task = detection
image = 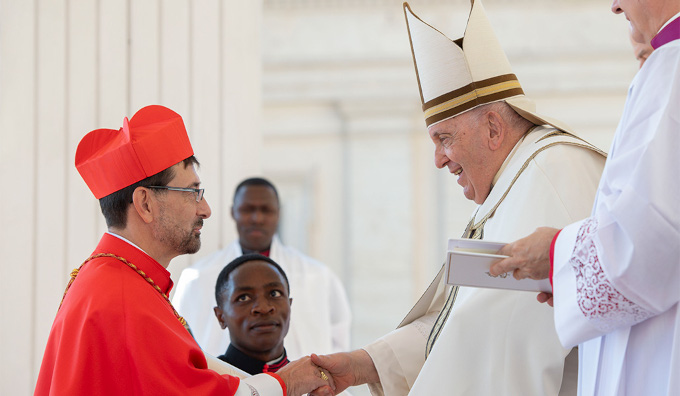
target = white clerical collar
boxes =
[659,12,680,33]
[107,231,150,256]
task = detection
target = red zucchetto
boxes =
[75,105,194,199]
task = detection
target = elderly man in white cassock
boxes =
[490,0,680,395]
[310,1,605,395]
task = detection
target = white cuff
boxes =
[236,373,284,396]
[553,220,602,348]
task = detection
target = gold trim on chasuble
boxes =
[424,137,605,357]
[467,140,606,234]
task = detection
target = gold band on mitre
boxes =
[423,74,524,126]
[404,1,573,133]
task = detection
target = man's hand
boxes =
[537,292,554,307]
[310,350,379,395]
[489,227,559,280]
[277,356,335,396]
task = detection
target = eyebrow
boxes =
[430,130,444,139]
[431,128,452,138]
[232,282,285,292]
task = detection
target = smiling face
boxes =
[232,185,279,252]
[214,260,291,362]
[428,109,500,204]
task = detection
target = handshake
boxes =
[276,350,378,396]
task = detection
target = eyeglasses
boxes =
[148,186,205,202]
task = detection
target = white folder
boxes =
[445,238,552,293]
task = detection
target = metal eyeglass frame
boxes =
[147,186,205,202]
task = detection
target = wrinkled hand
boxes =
[489,227,559,280]
[308,353,354,395]
[310,350,379,395]
[277,355,335,396]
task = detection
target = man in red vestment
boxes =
[34,105,334,396]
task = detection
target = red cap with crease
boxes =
[75,105,194,199]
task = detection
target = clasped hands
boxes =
[279,350,376,396]
[276,355,335,396]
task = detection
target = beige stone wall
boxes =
[0,0,637,394]
[0,1,262,393]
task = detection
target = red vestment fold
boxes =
[35,233,241,395]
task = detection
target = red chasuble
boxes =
[35,233,241,395]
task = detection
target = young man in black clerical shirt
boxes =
[213,253,292,375]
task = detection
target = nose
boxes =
[611,0,622,14]
[198,196,212,219]
[252,297,274,315]
[251,210,264,224]
[434,145,448,169]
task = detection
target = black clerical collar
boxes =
[217,344,289,375]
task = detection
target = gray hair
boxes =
[472,101,535,133]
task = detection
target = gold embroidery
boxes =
[424,131,605,358]
[425,285,459,358]
[424,80,523,119]
[470,141,605,231]
[536,131,607,156]
[425,219,480,358]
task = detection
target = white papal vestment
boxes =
[551,32,680,396]
[364,126,606,396]
[172,236,352,360]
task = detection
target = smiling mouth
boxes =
[453,168,463,176]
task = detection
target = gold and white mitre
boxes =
[403,0,573,133]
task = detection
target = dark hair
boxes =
[233,177,279,205]
[214,253,290,306]
[99,156,199,228]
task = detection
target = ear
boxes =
[486,111,505,151]
[288,297,293,307]
[131,187,156,224]
[214,306,228,329]
[230,205,236,221]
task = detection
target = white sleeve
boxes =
[327,270,352,352]
[362,268,446,396]
[590,43,680,313]
[236,373,285,396]
[363,311,438,396]
[553,44,680,348]
[172,258,230,356]
[171,266,198,314]
[553,219,654,348]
